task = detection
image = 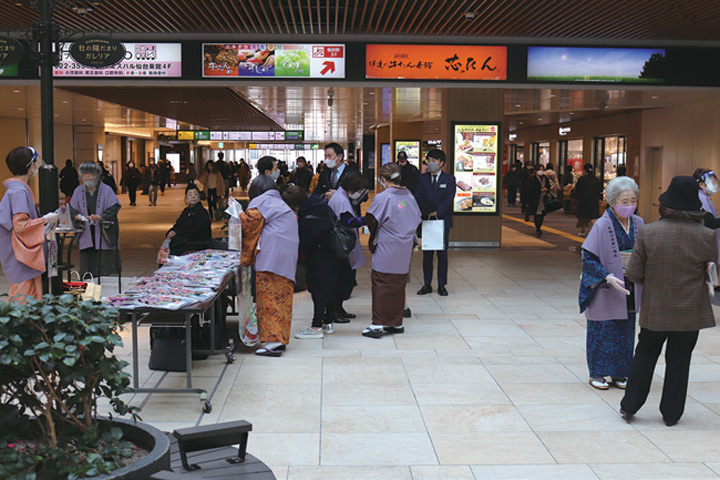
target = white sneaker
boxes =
[589,377,609,390]
[294,327,324,339]
[322,324,335,335]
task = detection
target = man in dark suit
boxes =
[315,142,358,199]
[415,149,456,296]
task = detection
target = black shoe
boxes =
[437,286,448,296]
[619,408,634,422]
[338,307,356,319]
[255,344,286,357]
[417,285,432,295]
[403,307,411,318]
[536,229,542,237]
[332,316,350,324]
[664,417,678,427]
[362,327,384,338]
[383,326,405,334]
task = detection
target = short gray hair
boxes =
[605,176,639,205]
[78,161,101,178]
[248,174,278,200]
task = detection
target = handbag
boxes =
[543,193,562,213]
[421,218,445,251]
[304,214,357,260]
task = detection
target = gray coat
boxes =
[627,217,718,332]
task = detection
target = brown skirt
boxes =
[256,271,294,345]
[371,270,407,327]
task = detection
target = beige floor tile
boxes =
[412,382,511,406]
[518,403,634,431]
[322,333,398,350]
[422,404,531,433]
[537,431,670,463]
[629,404,720,431]
[288,466,411,480]
[521,325,586,337]
[218,404,320,433]
[248,433,320,466]
[394,334,470,350]
[470,464,599,480]
[590,462,720,480]
[689,364,720,382]
[706,403,720,416]
[224,383,322,408]
[501,383,605,405]
[643,431,720,462]
[486,364,579,384]
[451,320,531,337]
[706,463,720,476]
[321,432,436,466]
[142,420,197,432]
[431,432,554,464]
[403,357,496,385]
[322,384,417,406]
[479,355,561,366]
[410,465,475,480]
[323,358,409,385]
[234,363,322,385]
[322,405,426,433]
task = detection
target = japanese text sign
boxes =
[0,37,24,68]
[366,44,507,80]
[53,43,181,77]
[70,37,126,68]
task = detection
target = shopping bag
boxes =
[156,238,171,265]
[421,219,445,251]
[225,197,243,251]
[238,265,259,346]
[80,272,102,301]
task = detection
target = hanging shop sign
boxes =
[558,126,571,136]
[178,130,307,143]
[366,44,507,81]
[69,37,126,68]
[452,122,501,214]
[202,43,345,78]
[0,37,24,68]
[54,43,182,77]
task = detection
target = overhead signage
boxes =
[178,130,304,142]
[527,46,666,83]
[559,126,571,136]
[53,43,182,77]
[285,131,304,141]
[249,143,319,150]
[202,43,345,78]
[452,123,500,215]
[69,37,126,68]
[0,63,19,77]
[0,37,24,67]
[366,44,507,80]
[394,140,421,168]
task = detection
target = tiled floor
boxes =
[4,186,720,479]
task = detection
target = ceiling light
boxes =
[62,100,68,104]
[569,112,574,115]
[13,90,20,93]
[515,104,521,108]
[519,121,524,125]
[464,11,475,20]
[651,95,658,99]
[18,108,23,111]
[537,118,542,121]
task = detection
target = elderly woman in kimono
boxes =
[241,172,299,357]
[361,163,421,338]
[579,176,643,390]
[693,169,720,267]
[0,147,59,300]
[70,162,121,277]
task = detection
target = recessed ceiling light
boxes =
[515,104,521,108]
[537,118,542,121]
[18,108,23,111]
[62,100,68,104]
[82,119,87,122]
[569,112,574,115]
[13,90,20,93]
[519,121,524,125]
[651,95,658,99]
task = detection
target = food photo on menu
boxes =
[472,192,496,208]
[455,193,473,211]
[455,172,474,192]
[473,173,496,190]
[455,153,473,172]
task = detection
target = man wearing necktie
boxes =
[415,149,456,296]
[314,143,358,200]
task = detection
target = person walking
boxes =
[362,163,421,338]
[575,163,602,236]
[120,160,142,207]
[145,160,161,206]
[200,161,224,217]
[396,150,420,194]
[519,162,534,221]
[314,143,358,199]
[415,149,456,296]
[158,159,169,195]
[620,176,718,426]
[59,158,79,205]
[238,158,251,191]
[579,176,643,390]
[240,173,299,357]
[527,164,550,236]
[503,163,520,206]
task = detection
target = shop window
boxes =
[531,142,550,166]
[510,145,524,164]
[559,139,584,183]
[593,136,627,188]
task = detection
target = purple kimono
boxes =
[328,186,365,270]
[70,182,120,250]
[0,180,44,283]
[248,189,299,282]
[366,187,421,275]
[699,189,720,264]
[581,210,643,320]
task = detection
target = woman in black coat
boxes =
[59,159,79,204]
[165,184,211,256]
[575,163,602,236]
[527,164,550,236]
[121,161,142,206]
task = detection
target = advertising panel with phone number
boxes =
[452,123,500,214]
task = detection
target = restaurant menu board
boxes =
[203,43,345,78]
[53,43,182,77]
[453,123,500,214]
[395,140,420,168]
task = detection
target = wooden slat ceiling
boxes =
[58,86,284,131]
[1,0,720,41]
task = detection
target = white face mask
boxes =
[325,158,338,169]
[349,190,363,200]
[536,170,545,176]
[428,161,441,173]
[271,170,280,180]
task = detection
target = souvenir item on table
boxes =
[238,265,259,346]
[156,238,171,265]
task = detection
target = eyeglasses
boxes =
[25,146,38,169]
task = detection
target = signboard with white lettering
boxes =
[53,43,181,77]
[0,37,24,68]
[70,37,126,68]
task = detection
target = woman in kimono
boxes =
[362,163,421,338]
[166,183,211,256]
[693,168,720,267]
[240,172,299,357]
[579,176,643,390]
[0,147,59,301]
[70,162,121,278]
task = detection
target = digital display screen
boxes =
[394,140,420,168]
[452,123,500,214]
[53,43,182,77]
[381,143,391,166]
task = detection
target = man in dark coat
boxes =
[396,151,420,194]
[503,164,520,206]
[519,162,535,220]
[291,156,313,192]
[314,142,358,198]
[575,163,602,236]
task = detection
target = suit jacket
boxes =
[415,171,456,229]
[627,217,718,332]
[314,162,359,196]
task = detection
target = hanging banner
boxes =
[70,37,126,68]
[53,43,182,77]
[0,37,24,67]
[366,44,507,80]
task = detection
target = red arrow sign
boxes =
[321,60,335,76]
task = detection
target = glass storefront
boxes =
[593,135,627,187]
[558,139,584,182]
[532,142,550,166]
[510,144,524,164]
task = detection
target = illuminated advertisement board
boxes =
[202,43,345,78]
[366,44,507,80]
[452,123,500,214]
[527,46,666,83]
[53,43,182,77]
[394,140,420,168]
[0,64,18,77]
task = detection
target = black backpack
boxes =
[304,214,357,260]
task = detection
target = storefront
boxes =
[558,138,584,181]
[594,135,627,187]
[531,142,550,166]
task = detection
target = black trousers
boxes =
[620,327,699,424]
[207,188,218,216]
[423,228,450,287]
[127,186,137,205]
[534,211,545,231]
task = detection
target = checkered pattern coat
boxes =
[627,217,718,332]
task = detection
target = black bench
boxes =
[173,420,252,471]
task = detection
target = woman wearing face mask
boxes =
[120,160,142,207]
[693,168,720,267]
[70,162,121,278]
[165,184,211,256]
[527,164,550,236]
[0,147,59,301]
[200,160,224,217]
[579,176,643,390]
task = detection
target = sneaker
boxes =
[322,324,335,335]
[589,377,609,390]
[294,327,323,339]
[610,377,628,389]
